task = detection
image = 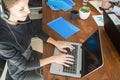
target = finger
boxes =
[66,44,75,51]
[62,63,70,67]
[65,54,74,58]
[66,58,74,62]
[64,60,74,65]
[62,61,74,67]
[61,49,67,53]
[69,46,75,51]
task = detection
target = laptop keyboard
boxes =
[63,44,78,74]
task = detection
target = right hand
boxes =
[101,0,112,9]
[50,53,74,67]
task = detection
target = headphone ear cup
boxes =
[4,10,9,18]
[0,0,9,20]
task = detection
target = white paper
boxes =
[92,14,120,26]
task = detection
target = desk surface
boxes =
[42,0,120,80]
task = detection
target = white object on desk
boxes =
[88,0,111,14]
[92,14,120,26]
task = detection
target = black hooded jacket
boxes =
[0,18,49,77]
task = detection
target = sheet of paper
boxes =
[48,17,80,39]
[92,14,120,26]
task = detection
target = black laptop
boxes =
[103,10,120,54]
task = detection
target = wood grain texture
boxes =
[42,0,120,80]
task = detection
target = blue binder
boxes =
[47,0,75,11]
[48,17,80,39]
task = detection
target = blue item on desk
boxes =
[47,0,75,11]
[86,36,99,51]
[48,17,80,39]
[63,0,75,6]
[46,2,60,10]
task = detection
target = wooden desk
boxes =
[42,0,120,80]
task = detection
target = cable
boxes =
[6,23,25,51]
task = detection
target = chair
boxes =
[29,0,42,20]
[0,59,13,80]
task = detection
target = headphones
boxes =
[0,0,31,24]
[0,0,31,52]
[0,0,9,22]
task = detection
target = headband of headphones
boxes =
[0,0,9,21]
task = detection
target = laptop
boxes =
[103,10,120,54]
[50,30,104,78]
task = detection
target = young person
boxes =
[0,0,75,80]
[101,0,120,16]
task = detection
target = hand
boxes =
[101,0,112,9]
[55,42,75,53]
[50,53,74,67]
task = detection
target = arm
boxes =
[0,42,74,69]
[40,53,74,67]
[47,37,74,52]
[111,6,120,16]
[101,0,120,16]
[30,23,75,52]
[107,0,120,2]
[29,21,49,42]
[0,42,40,71]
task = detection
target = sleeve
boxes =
[29,20,50,42]
[0,43,40,71]
[112,6,120,16]
[107,0,119,2]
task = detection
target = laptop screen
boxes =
[81,30,103,77]
[103,10,120,54]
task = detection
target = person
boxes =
[101,0,120,16]
[0,0,75,80]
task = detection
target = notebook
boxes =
[50,30,104,78]
[47,0,75,11]
[48,17,80,39]
[103,10,120,54]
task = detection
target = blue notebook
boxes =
[48,17,80,39]
[47,0,75,11]
[48,0,72,11]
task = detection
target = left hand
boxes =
[55,42,75,53]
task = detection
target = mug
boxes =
[70,10,79,20]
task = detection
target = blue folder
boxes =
[48,0,72,11]
[63,0,75,6]
[47,0,75,11]
[48,17,80,39]
[46,2,60,10]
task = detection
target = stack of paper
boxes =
[48,17,80,39]
[46,0,75,11]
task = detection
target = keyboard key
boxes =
[63,44,78,74]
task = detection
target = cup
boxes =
[82,0,88,5]
[70,10,79,20]
[79,6,91,20]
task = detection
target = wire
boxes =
[6,23,25,51]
